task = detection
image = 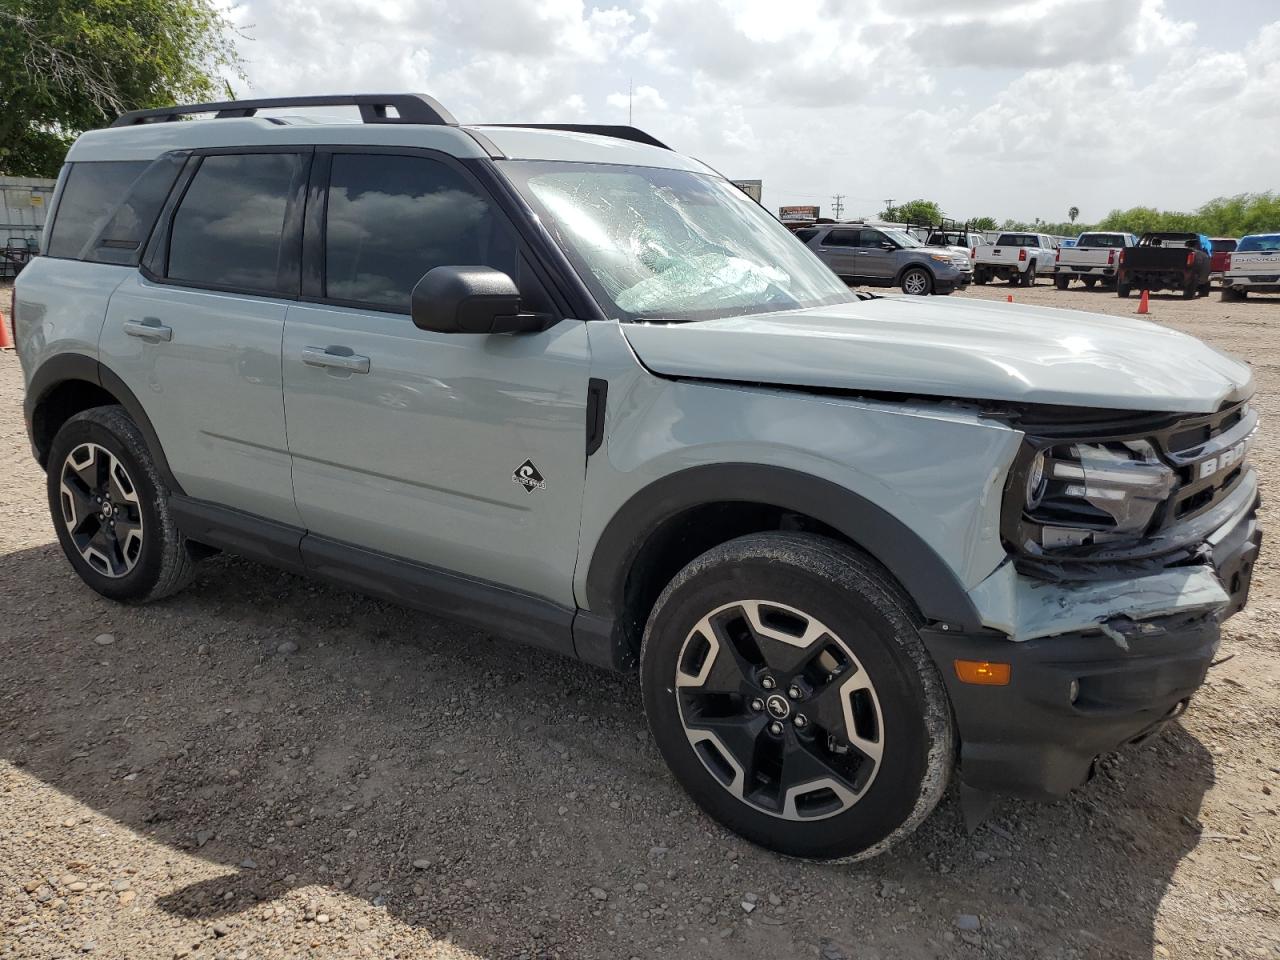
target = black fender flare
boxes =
[24,353,185,495]
[582,463,983,633]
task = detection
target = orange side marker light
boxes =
[954,660,1011,685]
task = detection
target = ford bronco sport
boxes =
[15,95,1261,861]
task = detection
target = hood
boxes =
[621,295,1252,414]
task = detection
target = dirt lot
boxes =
[1,279,1278,960]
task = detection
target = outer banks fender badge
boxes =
[513,459,546,493]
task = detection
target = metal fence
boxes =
[1,176,55,279]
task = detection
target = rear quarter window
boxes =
[46,161,149,260]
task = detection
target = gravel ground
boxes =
[1,279,1278,960]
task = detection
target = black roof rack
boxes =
[111,94,457,128]
[484,123,670,150]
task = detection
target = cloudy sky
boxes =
[223,0,1280,224]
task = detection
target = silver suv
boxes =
[15,94,1261,861]
[798,223,971,295]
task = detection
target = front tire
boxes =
[46,406,198,603]
[900,268,933,296]
[640,533,955,861]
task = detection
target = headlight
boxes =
[928,253,952,263]
[1025,450,1047,508]
[1019,440,1175,548]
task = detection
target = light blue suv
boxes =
[15,94,1261,861]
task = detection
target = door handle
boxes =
[301,346,371,374]
[122,318,173,342]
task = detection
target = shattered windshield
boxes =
[498,161,853,322]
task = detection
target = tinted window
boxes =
[1211,239,1238,253]
[1237,235,1280,252]
[792,227,819,243]
[823,229,861,247]
[995,234,1038,247]
[87,155,186,266]
[325,154,517,311]
[1076,233,1127,248]
[47,161,148,259]
[168,153,305,294]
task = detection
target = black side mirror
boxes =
[410,266,546,334]
[880,241,895,250]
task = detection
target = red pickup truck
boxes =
[1210,238,1238,283]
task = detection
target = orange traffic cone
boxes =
[1006,294,1013,303]
[0,309,13,351]
[1137,290,1150,315]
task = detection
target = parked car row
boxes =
[791,220,1277,301]
[796,223,972,296]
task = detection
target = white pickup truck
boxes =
[1222,233,1280,301]
[973,232,1058,286]
[1053,232,1138,290]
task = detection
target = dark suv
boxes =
[798,224,971,295]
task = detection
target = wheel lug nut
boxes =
[768,721,783,736]
[787,685,802,700]
[749,698,764,712]
[761,676,776,690]
[794,714,809,729]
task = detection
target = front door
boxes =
[281,150,590,606]
[855,228,897,282]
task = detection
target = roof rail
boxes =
[484,123,670,150]
[111,94,457,128]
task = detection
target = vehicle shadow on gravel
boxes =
[1,544,1216,958]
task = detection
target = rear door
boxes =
[99,149,309,525]
[815,227,860,279]
[281,149,590,606]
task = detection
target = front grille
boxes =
[1155,400,1255,528]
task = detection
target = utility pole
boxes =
[831,194,845,220]
[883,198,895,218]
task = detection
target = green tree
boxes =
[0,0,242,177]
[1068,205,1079,224]
[969,216,998,231]
[881,199,944,225]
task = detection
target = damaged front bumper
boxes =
[922,492,1261,799]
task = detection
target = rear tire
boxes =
[46,406,198,604]
[1022,263,1036,287]
[974,269,988,285]
[1054,275,1069,291]
[1182,280,1197,299]
[1117,281,1132,298]
[1083,278,1098,289]
[1222,287,1247,302]
[640,532,955,861]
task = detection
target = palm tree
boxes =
[1068,206,1080,224]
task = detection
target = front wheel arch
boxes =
[581,465,985,664]
[896,264,936,295]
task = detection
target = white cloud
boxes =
[221,0,1280,222]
